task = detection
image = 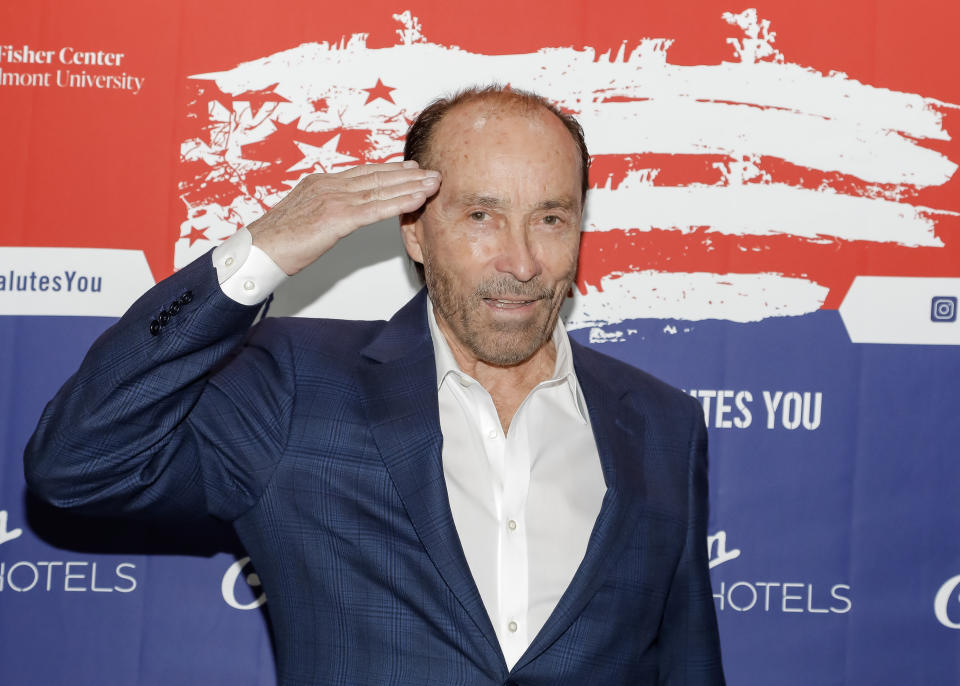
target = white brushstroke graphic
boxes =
[566,271,829,326]
[585,168,948,247]
[177,8,959,325]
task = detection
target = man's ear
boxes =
[400,211,425,265]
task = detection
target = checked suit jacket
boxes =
[24,251,725,685]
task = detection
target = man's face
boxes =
[403,101,583,367]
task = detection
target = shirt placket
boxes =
[501,417,530,669]
[475,393,531,668]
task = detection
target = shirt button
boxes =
[458,376,471,388]
[242,279,256,291]
[507,620,518,633]
[224,256,235,267]
[507,519,517,531]
[487,429,497,439]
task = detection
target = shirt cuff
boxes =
[211,228,289,306]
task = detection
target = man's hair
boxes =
[403,85,590,283]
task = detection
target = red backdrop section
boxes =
[3,0,959,285]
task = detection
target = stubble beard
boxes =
[423,250,575,367]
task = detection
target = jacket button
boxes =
[149,320,161,336]
[168,301,181,315]
[158,310,170,325]
[179,291,193,305]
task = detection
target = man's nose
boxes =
[493,225,540,283]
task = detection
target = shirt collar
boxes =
[426,296,589,423]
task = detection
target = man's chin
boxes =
[473,345,543,368]
[468,320,554,367]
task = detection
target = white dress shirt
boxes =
[427,304,606,669]
[211,229,608,670]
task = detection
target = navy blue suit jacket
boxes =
[25,253,724,685]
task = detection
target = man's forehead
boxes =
[427,100,572,163]
[436,101,555,141]
[418,97,583,209]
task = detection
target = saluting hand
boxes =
[247,161,440,276]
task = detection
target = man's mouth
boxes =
[483,297,537,309]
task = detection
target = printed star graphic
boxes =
[242,117,311,164]
[268,117,305,139]
[231,83,291,118]
[287,134,357,173]
[363,78,396,105]
[184,226,209,246]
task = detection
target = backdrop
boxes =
[2,1,959,684]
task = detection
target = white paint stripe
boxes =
[577,100,957,187]
[192,38,952,142]
[564,271,829,326]
[584,174,952,247]
[574,59,955,143]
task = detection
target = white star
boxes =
[286,134,356,173]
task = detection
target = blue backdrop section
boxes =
[0,316,275,685]
[575,311,960,686]
[2,310,959,684]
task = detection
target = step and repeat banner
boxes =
[2,1,959,684]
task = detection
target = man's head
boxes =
[404,86,590,208]
[400,86,589,367]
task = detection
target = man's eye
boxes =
[543,215,560,225]
[469,211,488,221]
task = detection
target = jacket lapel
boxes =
[511,341,648,673]
[356,290,504,666]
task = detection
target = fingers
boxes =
[355,186,434,227]
[351,173,440,204]
[344,167,440,195]
[339,160,422,178]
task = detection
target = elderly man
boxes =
[25,86,724,685]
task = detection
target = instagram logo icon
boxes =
[931,296,957,322]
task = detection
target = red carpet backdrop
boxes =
[2,1,959,683]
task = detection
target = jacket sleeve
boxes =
[23,250,295,523]
[658,396,726,685]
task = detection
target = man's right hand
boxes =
[247,161,441,276]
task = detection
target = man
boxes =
[25,86,724,685]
